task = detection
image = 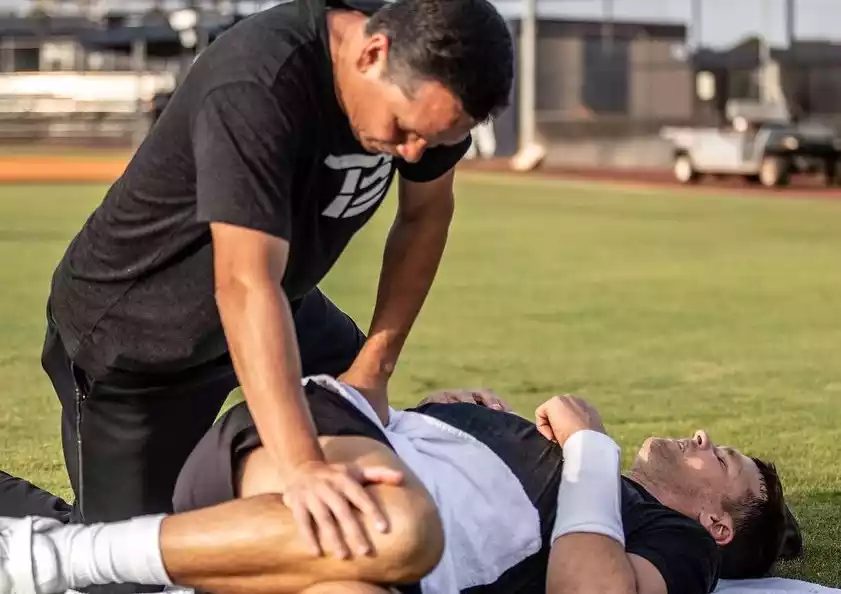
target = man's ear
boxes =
[357,31,390,75]
[699,511,734,546]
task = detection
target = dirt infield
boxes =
[458,158,841,200]
[0,155,128,184]
[3,151,841,202]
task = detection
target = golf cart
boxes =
[660,100,841,188]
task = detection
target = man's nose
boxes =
[693,430,712,450]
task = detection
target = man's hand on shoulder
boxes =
[535,395,606,446]
[417,388,513,412]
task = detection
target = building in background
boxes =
[0,13,96,72]
[487,13,692,167]
[2,0,841,166]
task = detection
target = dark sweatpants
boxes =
[0,287,365,593]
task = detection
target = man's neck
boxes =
[327,9,366,114]
[626,470,667,500]
[625,470,696,519]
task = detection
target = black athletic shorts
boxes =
[172,379,420,594]
[173,380,392,511]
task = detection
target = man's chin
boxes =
[639,436,676,460]
[636,437,657,462]
[358,137,393,156]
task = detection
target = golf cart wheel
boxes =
[674,154,698,184]
[759,156,790,188]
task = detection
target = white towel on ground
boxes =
[715,578,841,593]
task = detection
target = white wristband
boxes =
[551,430,625,547]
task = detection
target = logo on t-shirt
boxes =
[322,153,394,219]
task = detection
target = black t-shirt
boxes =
[620,477,721,594]
[413,403,722,594]
[48,0,469,380]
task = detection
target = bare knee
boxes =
[318,436,445,583]
[374,482,445,584]
[239,438,445,583]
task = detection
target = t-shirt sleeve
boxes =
[192,82,299,240]
[626,521,720,594]
[396,135,472,183]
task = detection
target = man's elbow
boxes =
[213,272,279,313]
[547,577,638,594]
[546,536,640,594]
[213,276,249,322]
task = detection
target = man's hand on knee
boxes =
[237,437,444,584]
[238,446,405,560]
[280,460,405,559]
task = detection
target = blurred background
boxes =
[1,0,840,172]
[2,2,840,584]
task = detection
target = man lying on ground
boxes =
[0,377,800,594]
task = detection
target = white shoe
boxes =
[0,516,34,594]
[0,534,9,594]
[0,516,67,594]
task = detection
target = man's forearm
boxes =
[546,430,637,594]
[217,280,323,471]
[352,201,453,399]
[547,534,637,594]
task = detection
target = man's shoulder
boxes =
[192,2,328,94]
[621,478,721,594]
[224,1,324,49]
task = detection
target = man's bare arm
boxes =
[342,170,456,421]
[539,396,669,594]
[212,222,321,470]
[546,534,667,594]
[211,223,403,559]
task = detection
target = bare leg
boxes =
[160,436,443,594]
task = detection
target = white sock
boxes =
[30,515,173,592]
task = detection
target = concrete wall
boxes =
[629,38,694,121]
[542,135,675,170]
[479,17,691,166]
[536,34,584,117]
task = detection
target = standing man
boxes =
[1,0,513,589]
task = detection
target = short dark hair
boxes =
[365,0,514,123]
[719,458,789,579]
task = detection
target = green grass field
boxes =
[1,174,840,587]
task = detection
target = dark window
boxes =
[582,35,629,114]
[13,46,40,71]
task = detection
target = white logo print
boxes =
[322,154,394,219]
